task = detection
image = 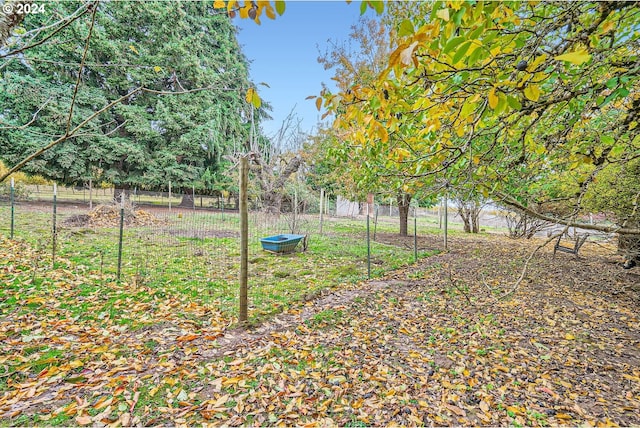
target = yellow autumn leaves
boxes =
[554,48,591,66]
[245,87,261,108]
[486,47,592,109]
[213,0,286,23]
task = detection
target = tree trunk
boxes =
[263,192,283,214]
[179,187,195,208]
[618,222,640,261]
[456,198,481,234]
[397,192,411,236]
[458,204,471,233]
[113,184,130,203]
[472,213,479,233]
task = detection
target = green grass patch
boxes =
[305,309,344,329]
[1,208,438,323]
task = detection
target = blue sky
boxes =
[235,1,373,137]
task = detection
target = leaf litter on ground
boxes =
[0,233,638,426]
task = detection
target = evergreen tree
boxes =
[0,0,260,197]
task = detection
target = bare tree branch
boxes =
[0,87,143,183]
[0,83,238,184]
[494,191,640,235]
[65,2,98,136]
[0,96,52,130]
[0,0,32,48]
[481,229,568,303]
[0,2,94,58]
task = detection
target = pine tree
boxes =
[0,0,260,198]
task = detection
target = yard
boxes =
[1,218,638,426]
[2,0,639,425]
[0,201,440,321]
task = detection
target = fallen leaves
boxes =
[0,237,230,423]
[1,234,639,425]
[63,204,165,227]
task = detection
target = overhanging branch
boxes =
[493,191,640,235]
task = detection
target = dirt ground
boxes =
[200,232,639,425]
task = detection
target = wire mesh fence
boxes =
[1,181,499,322]
[1,185,242,313]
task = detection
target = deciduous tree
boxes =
[321,1,639,243]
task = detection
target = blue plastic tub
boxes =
[260,234,305,253]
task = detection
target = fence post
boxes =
[319,188,324,235]
[373,205,379,241]
[366,204,371,279]
[10,178,15,239]
[89,178,93,210]
[52,183,57,267]
[239,156,249,324]
[168,181,172,212]
[414,215,418,262]
[444,192,449,250]
[117,192,125,280]
[293,187,298,232]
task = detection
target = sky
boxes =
[235,1,373,137]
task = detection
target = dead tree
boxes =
[238,108,306,214]
[249,153,303,214]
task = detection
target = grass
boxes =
[305,309,344,329]
[0,203,443,324]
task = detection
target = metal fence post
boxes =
[367,204,371,279]
[52,183,57,267]
[319,188,324,235]
[373,205,378,241]
[10,178,15,239]
[414,216,418,262]
[293,187,298,233]
[239,156,249,324]
[117,192,125,280]
[444,192,449,250]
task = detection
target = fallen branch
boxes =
[481,228,568,303]
[448,266,474,306]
